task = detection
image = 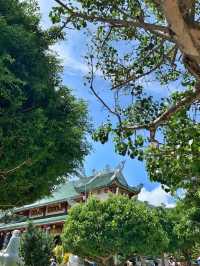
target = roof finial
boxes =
[104,164,111,173]
[115,160,126,172]
[92,169,97,176]
[74,167,87,180]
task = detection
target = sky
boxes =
[37,0,175,207]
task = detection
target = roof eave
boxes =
[111,180,140,194]
[14,195,80,213]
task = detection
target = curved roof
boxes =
[0,215,67,231]
[14,169,141,212]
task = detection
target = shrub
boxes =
[20,223,54,266]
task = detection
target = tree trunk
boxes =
[161,253,168,266]
[183,251,192,266]
[140,256,146,266]
[161,254,165,266]
[104,257,115,266]
[186,257,192,266]
[99,256,115,266]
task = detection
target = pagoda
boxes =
[0,167,141,243]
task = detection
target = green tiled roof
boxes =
[13,169,140,212]
[0,215,67,231]
[76,170,138,193]
[74,176,93,188]
[0,169,141,231]
[15,181,80,211]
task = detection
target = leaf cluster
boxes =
[62,195,168,263]
[20,223,54,266]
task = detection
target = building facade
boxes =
[0,168,141,246]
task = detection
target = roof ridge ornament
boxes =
[115,160,126,173]
[87,171,102,184]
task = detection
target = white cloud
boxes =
[52,43,103,76]
[51,43,90,75]
[138,185,175,208]
[37,0,55,29]
[37,0,91,75]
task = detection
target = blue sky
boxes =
[37,0,175,207]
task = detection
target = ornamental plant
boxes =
[20,223,54,266]
[62,195,168,266]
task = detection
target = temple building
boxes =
[0,167,141,245]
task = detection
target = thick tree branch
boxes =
[54,0,200,144]
[54,0,171,40]
[163,0,200,63]
[183,55,200,80]
[151,88,200,127]
[179,0,196,15]
[111,44,176,91]
[125,86,200,140]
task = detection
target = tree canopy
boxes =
[0,0,90,208]
[20,223,54,266]
[157,202,200,266]
[51,0,200,193]
[62,195,168,265]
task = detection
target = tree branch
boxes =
[151,88,200,127]
[88,44,189,142]
[54,0,171,40]
[0,159,31,180]
[89,56,122,126]
[100,27,113,48]
[54,0,200,144]
[163,0,200,62]
[125,86,200,140]
[111,44,176,91]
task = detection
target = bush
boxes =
[20,223,54,266]
[62,195,169,265]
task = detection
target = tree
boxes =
[155,206,179,255]
[20,223,54,266]
[157,203,200,266]
[62,195,168,266]
[172,202,200,266]
[50,0,200,192]
[0,0,90,208]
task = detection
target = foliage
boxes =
[0,0,90,208]
[157,202,200,264]
[155,206,180,255]
[175,218,200,264]
[20,223,54,266]
[146,106,200,192]
[62,195,168,265]
[174,215,199,263]
[183,190,200,225]
[51,0,200,193]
